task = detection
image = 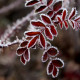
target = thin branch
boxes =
[0,10,36,43]
[0,0,24,16]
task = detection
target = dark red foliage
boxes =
[52,59,64,68]
[57,9,63,15]
[50,25,57,36]
[51,9,63,20]
[74,16,80,21]
[64,21,68,29]
[62,9,67,21]
[47,47,58,56]
[20,41,28,47]
[31,21,45,27]
[16,0,80,79]
[45,27,53,40]
[47,0,53,6]
[57,16,63,29]
[25,31,40,36]
[71,20,75,29]
[20,55,26,65]
[52,66,58,77]
[69,8,76,20]
[47,11,53,17]
[53,1,62,12]
[47,62,53,74]
[26,0,39,6]
[42,52,48,62]
[17,47,26,56]
[40,33,46,48]
[35,5,47,13]
[28,36,38,48]
[24,49,30,62]
[41,14,51,24]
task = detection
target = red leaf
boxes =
[47,11,53,17]
[35,5,47,13]
[64,21,68,29]
[20,55,26,65]
[24,49,30,62]
[28,36,38,48]
[69,8,76,20]
[41,14,51,24]
[62,9,67,21]
[74,16,80,22]
[57,16,63,29]
[47,61,53,75]
[51,9,63,20]
[52,66,59,78]
[42,52,48,62]
[17,47,26,56]
[20,41,28,47]
[26,0,39,6]
[52,58,64,68]
[51,13,57,20]
[53,1,62,12]
[50,25,57,36]
[25,31,40,36]
[57,16,62,22]
[31,21,45,27]
[47,47,58,56]
[57,9,63,15]
[70,20,75,29]
[45,27,53,40]
[47,0,53,6]
[40,33,46,48]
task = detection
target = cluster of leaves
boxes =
[16,0,80,78]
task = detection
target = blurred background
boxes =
[0,0,80,80]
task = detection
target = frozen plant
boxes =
[0,0,80,79]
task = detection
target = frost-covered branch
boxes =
[0,10,36,43]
